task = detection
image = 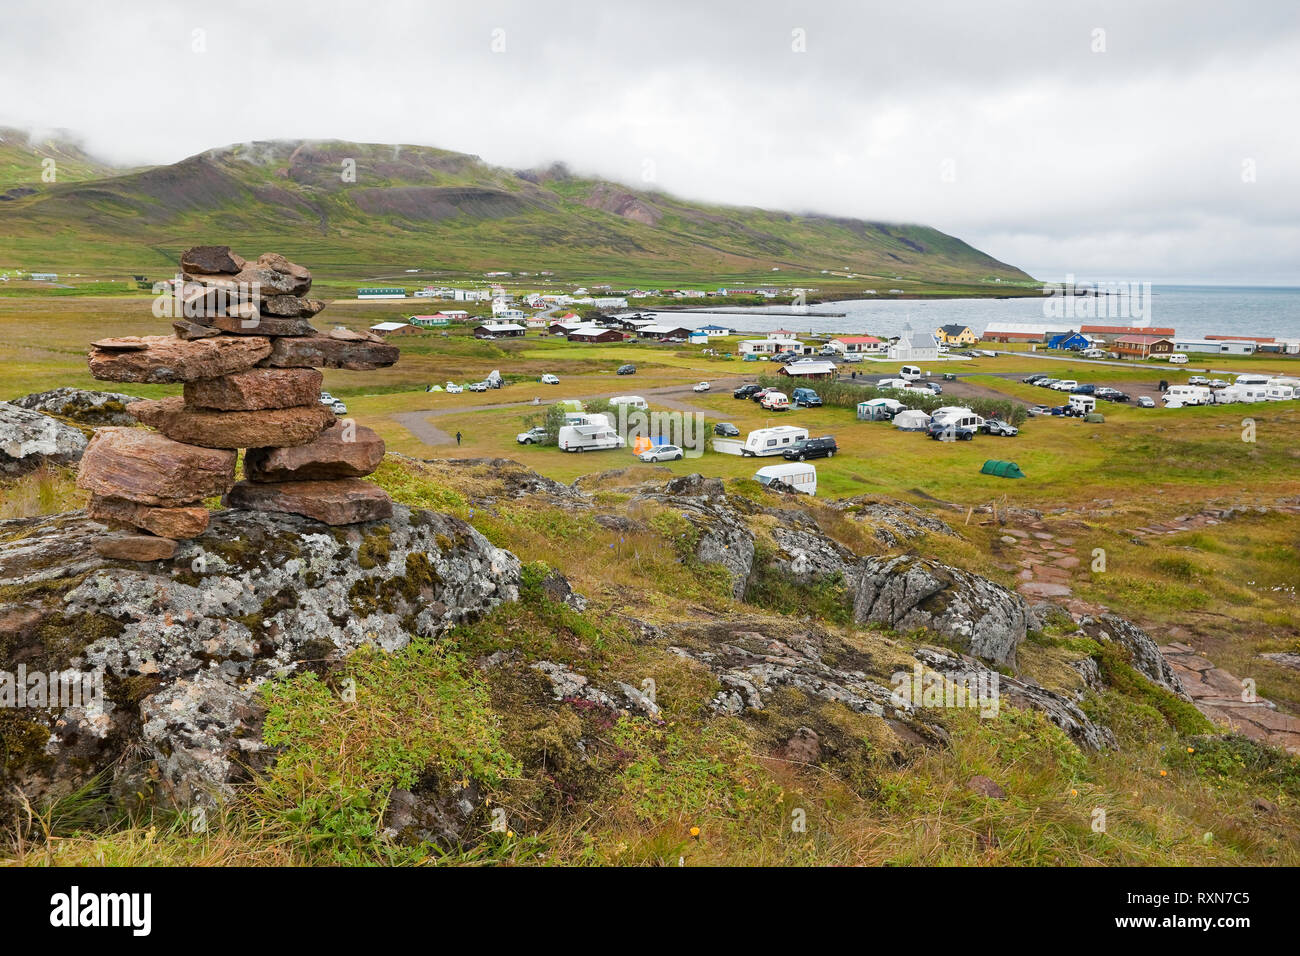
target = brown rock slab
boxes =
[244,421,385,481]
[75,426,237,505]
[210,314,318,337]
[184,367,323,411]
[88,494,210,538]
[91,336,150,351]
[224,478,392,525]
[172,318,222,340]
[260,295,326,318]
[88,335,272,384]
[181,245,245,275]
[261,333,399,370]
[93,533,178,562]
[128,397,334,448]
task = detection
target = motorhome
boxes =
[1162,385,1211,406]
[557,422,626,452]
[607,395,648,410]
[754,463,817,496]
[741,425,809,457]
[1067,394,1096,415]
[564,411,614,429]
[931,406,986,430]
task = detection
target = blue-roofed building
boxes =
[1048,330,1091,350]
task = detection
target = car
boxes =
[782,436,838,460]
[1037,378,1060,388]
[1026,405,1051,416]
[1137,396,1156,407]
[318,392,336,405]
[1071,383,1096,395]
[693,382,711,392]
[1022,373,1048,384]
[330,400,348,415]
[1095,387,1130,402]
[982,419,1019,437]
[467,381,489,392]
[733,384,763,399]
[714,422,740,437]
[1209,379,1230,388]
[445,382,463,394]
[1052,380,1079,391]
[920,382,943,394]
[927,421,975,440]
[540,374,559,385]
[639,444,684,462]
[1188,375,1210,386]
[617,364,636,375]
[792,387,822,407]
[750,387,774,403]
[516,427,548,445]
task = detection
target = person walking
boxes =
[456,431,462,447]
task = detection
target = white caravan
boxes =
[931,406,986,430]
[607,395,648,410]
[1265,384,1296,401]
[1162,385,1212,406]
[741,425,809,457]
[558,422,625,452]
[754,463,817,496]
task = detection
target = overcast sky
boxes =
[4,0,1298,284]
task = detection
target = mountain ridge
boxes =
[0,136,1034,284]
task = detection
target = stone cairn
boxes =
[75,246,400,561]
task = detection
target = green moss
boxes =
[348,552,445,617]
[356,525,392,570]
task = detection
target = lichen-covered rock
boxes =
[0,504,520,810]
[1077,613,1187,696]
[0,401,88,474]
[10,388,138,426]
[768,524,862,587]
[852,555,1033,668]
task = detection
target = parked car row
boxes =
[318,392,347,415]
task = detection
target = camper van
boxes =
[565,411,614,429]
[760,390,790,411]
[741,425,809,457]
[754,463,817,496]
[1166,353,1189,364]
[607,395,648,411]
[899,365,924,381]
[1067,394,1096,415]
[1162,385,1211,407]
[558,422,626,453]
[931,407,986,430]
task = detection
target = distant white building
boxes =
[887,324,940,362]
[739,338,804,355]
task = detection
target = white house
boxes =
[887,325,939,363]
[828,335,884,354]
[739,338,804,355]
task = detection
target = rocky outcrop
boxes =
[852,555,1033,668]
[1077,613,1187,696]
[0,504,521,810]
[10,388,137,426]
[0,402,88,474]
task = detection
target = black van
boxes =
[783,436,838,460]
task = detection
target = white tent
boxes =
[893,409,932,431]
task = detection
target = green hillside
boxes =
[0,138,1034,285]
[0,127,124,193]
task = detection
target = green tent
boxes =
[1084,412,1105,423]
[981,459,1026,478]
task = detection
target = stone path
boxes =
[1131,502,1300,538]
[1160,642,1300,754]
[995,521,1089,609]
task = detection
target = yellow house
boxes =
[935,324,978,346]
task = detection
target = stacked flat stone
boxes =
[75,246,400,561]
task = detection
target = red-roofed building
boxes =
[828,335,883,354]
[1081,324,1175,338]
[1205,334,1274,343]
[1114,334,1175,359]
